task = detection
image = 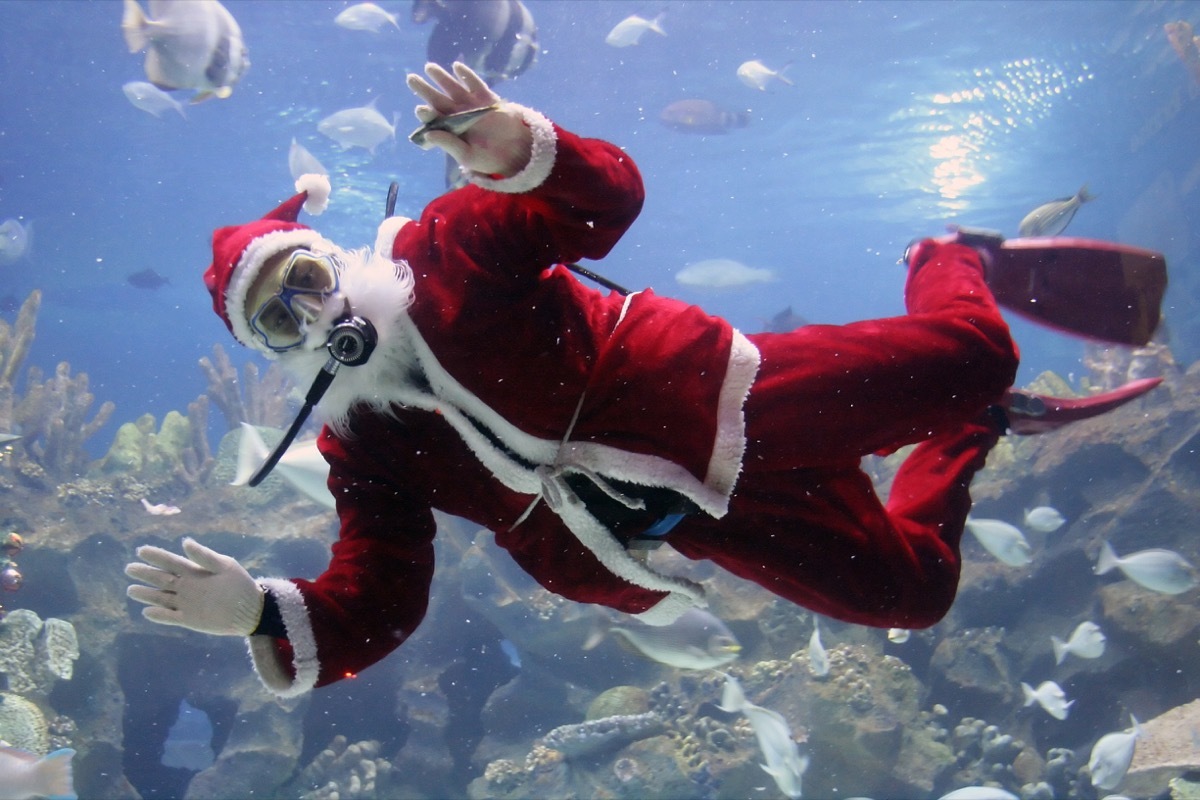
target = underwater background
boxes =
[1,1,1199,798]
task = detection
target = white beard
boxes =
[277,245,419,438]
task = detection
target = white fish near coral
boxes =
[1088,715,1141,791]
[1095,541,1197,595]
[583,607,741,670]
[288,138,328,181]
[1022,680,1074,720]
[1024,506,1066,533]
[232,423,334,509]
[1051,620,1106,665]
[335,2,400,32]
[676,258,775,289]
[737,59,794,91]
[965,518,1032,567]
[0,745,75,800]
[0,219,32,264]
[317,99,397,153]
[887,628,911,643]
[719,674,809,799]
[939,788,1019,800]
[808,620,829,677]
[161,699,215,771]
[604,12,666,47]
[122,80,186,119]
[141,498,181,516]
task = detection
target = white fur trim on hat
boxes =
[374,215,412,258]
[246,578,320,697]
[470,103,557,194]
[226,228,328,352]
[295,173,331,215]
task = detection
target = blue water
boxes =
[0,1,1196,453]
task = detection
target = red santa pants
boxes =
[669,242,1019,628]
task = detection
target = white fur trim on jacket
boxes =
[470,103,557,194]
[294,173,331,216]
[246,578,321,697]
[374,216,411,257]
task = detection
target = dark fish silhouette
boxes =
[412,0,538,85]
[660,99,749,134]
[127,268,171,289]
[763,306,808,333]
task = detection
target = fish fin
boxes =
[776,61,796,86]
[1020,682,1036,706]
[38,748,76,800]
[121,0,149,52]
[1095,541,1119,575]
[649,11,668,36]
[581,621,608,651]
[1077,184,1096,203]
[1051,635,1068,665]
[232,423,270,486]
[215,86,233,100]
[189,90,217,105]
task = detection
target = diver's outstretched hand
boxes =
[125,537,264,636]
[406,61,532,178]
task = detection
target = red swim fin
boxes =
[1002,376,1163,435]
[987,237,1167,347]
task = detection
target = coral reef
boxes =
[0,690,49,753]
[1121,698,1200,798]
[282,736,394,800]
[540,711,666,758]
[0,609,79,699]
[98,409,213,491]
[198,343,294,431]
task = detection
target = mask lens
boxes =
[283,252,337,293]
[251,296,303,349]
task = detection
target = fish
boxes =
[232,423,335,509]
[763,306,808,333]
[659,99,749,135]
[1051,620,1106,665]
[604,12,666,47]
[127,268,170,289]
[965,518,1032,567]
[808,620,830,677]
[408,104,499,148]
[141,498,181,516]
[121,0,249,103]
[938,789,1019,800]
[1095,541,1198,595]
[122,80,186,119]
[317,99,398,154]
[887,628,911,644]
[0,745,75,800]
[583,607,741,670]
[1088,715,1141,791]
[499,638,521,669]
[161,699,215,771]
[413,0,538,84]
[1017,185,1095,237]
[334,3,400,32]
[718,674,809,799]
[0,219,32,265]
[1021,679,1074,720]
[0,433,22,445]
[1024,506,1065,533]
[675,258,775,289]
[737,59,794,91]
[287,139,328,182]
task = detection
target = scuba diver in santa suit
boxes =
[125,62,1162,696]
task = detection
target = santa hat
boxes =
[204,174,332,350]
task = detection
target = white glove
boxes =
[125,537,265,636]
[406,61,532,177]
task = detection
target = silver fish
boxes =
[588,607,741,670]
[334,3,400,33]
[122,80,186,119]
[737,59,794,91]
[408,104,499,148]
[808,620,830,677]
[232,424,334,510]
[0,745,75,800]
[1024,505,1066,533]
[0,219,32,265]
[966,518,1032,567]
[719,674,809,799]
[1018,185,1095,237]
[659,99,749,135]
[1088,715,1141,791]
[676,258,775,289]
[1051,620,1106,665]
[121,0,249,103]
[1095,541,1197,594]
[0,434,22,445]
[288,138,328,181]
[605,13,667,48]
[1021,679,1074,720]
[318,100,397,153]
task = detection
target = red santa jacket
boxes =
[249,105,760,696]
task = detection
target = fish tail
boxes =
[1077,184,1096,203]
[777,61,796,87]
[232,423,270,486]
[1051,635,1068,665]
[650,11,668,36]
[1020,682,1036,706]
[38,748,76,800]
[121,0,149,52]
[1095,541,1119,575]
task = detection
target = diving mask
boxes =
[249,248,342,352]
